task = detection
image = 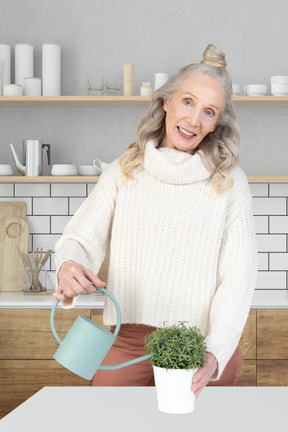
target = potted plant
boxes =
[145,321,207,414]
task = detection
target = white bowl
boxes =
[51,164,78,176]
[78,165,102,176]
[0,164,13,175]
[271,76,288,84]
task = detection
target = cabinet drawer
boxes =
[257,310,288,359]
[237,360,256,386]
[0,309,90,359]
[239,310,256,359]
[257,360,288,386]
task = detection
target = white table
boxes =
[1,386,287,432]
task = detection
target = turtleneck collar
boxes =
[143,140,211,185]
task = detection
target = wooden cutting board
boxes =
[0,202,29,291]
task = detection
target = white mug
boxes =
[243,84,267,96]
[232,84,240,95]
[3,84,23,96]
[93,159,109,172]
[154,73,168,91]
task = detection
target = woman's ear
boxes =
[163,98,168,112]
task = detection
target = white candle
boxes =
[42,44,61,96]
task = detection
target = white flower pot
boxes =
[153,365,198,414]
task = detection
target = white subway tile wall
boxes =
[0,181,287,293]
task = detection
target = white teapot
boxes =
[93,159,109,173]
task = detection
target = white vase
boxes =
[153,365,197,414]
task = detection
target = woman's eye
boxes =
[184,99,192,106]
[205,109,214,117]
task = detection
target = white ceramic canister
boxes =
[23,77,42,96]
[42,43,61,96]
[0,43,11,85]
[15,43,34,86]
[140,82,153,96]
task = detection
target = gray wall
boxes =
[1,0,288,175]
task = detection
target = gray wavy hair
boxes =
[120,45,240,194]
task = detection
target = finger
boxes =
[53,290,69,301]
[83,268,106,288]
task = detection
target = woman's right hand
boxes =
[53,260,106,302]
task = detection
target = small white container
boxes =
[140,82,153,96]
[23,77,41,96]
[3,84,22,96]
[154,73,168,91]
[153,366,197,414]
[51,164,77,176]
[78,165,101,176]
[0,164,13,175]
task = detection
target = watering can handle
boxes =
[50,286,122,344]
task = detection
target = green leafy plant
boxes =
[145,321,207,370]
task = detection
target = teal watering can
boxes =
[50,285,152,380]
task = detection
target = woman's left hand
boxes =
[191,352,218,398]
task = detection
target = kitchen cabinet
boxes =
[1,307,286,419]
[238,309,288,386]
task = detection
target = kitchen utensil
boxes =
[15,43,34,86]
[243,84,267,96]
[32,247,43,289]
[40,249,52,269]
[123,64,135,96]
[42,44,61,96]
[10,140,51,176]
[51,164,77,176]
[105,75,122,95]
[51,286,152,380]
[154,73,168,91]
[0,214,29,291]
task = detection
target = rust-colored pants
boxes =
[92,324,243,387]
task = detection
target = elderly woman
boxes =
[54,44,257,397]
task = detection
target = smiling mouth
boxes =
[177,126,196,137]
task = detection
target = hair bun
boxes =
[200,44,227,68]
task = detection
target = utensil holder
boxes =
[21,265,47,292]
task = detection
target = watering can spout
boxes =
[51,286,152,380]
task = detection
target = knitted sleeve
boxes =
[54,159,121,308]
[206,169,258,380]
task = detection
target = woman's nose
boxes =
[189,109,201,127]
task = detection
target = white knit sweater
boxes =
[54,141,258,379]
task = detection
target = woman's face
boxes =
[161,73,226,153]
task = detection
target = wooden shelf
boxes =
[0,176,287,183]
[0,176,100,182]
[0,95,288,107]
